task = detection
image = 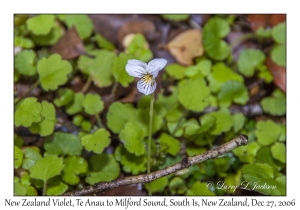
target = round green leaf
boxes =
[186,181,215,195]
[161,14,189,22]
[255,120,281,146]
[72,114,84,126]
[233,141,261,163]
[111,53,135,87]
[169,177,187,195]
[29,155,64,182]
[81,120,92,132]
[119,122,145,156]
[14,134,24,148]
[242,163,286,195]
[203,17,230,61]
[94,33,116,50]
[46,176,68,195]
[126,34,153,62]
[82,93,104,115]
[31,24,63,46]
[206,108,234,135]
[62,156,88,185]
[53,88,74,107]
[218,80,249,107]
[63,14,93,40]
[107,102,136,134]
[26,15,55,35]
[186,144,206,156]
[86,154,120,185]
[271,142,286,163]
[158,133,180,156]
[272,22,286,44]
[166,63,187,80]
[15,36,35,48]
[14,50,36,76]
[261,89,286,116]
[256,147,284,171]
[81,128,111,154]
[232,112,246,133]
[14,182,27,196]
[14,146,23,169]
[208,62,244,93]
[29,101,56,136]
[66,92,84,115]
[178,77,210,112]
[271,45,286,66]
[37,54,72,91]
[146,177,168,193]
[44,132,83,156]
[78,49,116,87]
[22,147,42,170]
[237,49,266,77]
[14,97,42,127]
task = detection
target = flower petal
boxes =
[147,58,167,78]
[137,78,156,95]
[125,59,147,78]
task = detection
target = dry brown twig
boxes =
[63,134,248,196]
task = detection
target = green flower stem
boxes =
[147,93,155,196]
[14,81,40,106]
[43,180,47,196]
[110,82,118,104]
[81,76,92,94]
[95,114,103,128]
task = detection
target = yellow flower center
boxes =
[142,73,153,84]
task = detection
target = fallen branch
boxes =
[63,134,248,196]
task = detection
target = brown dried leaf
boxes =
[265,57,286,93]
[118,20,156,44]
[167,29,204,65]
[51,26,86,60]
[247,14,286,31]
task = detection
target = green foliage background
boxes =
[14,14,286,196]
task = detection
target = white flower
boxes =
[125,58,167,95]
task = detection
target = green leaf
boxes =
[29,101,56,136]
[114,146,147,175]
[14,97,42,127]
[82,93,104,115]
[256,147,284,171]
[158,133,180,156]
[37,54,72,91]
[215,156,232,177]
[242,163,286,195]
[261,89,286,116]
[206,108,234,135]
[14,182,27,196]
[14,134,24,148]
[62,156,88,185]
[186,181,215,195]
[94,33,115,50]
[232,113,246,133]
[53,88,74,107]
[257,65,273,83]
[255,27,272,38]
[208,63,244,93]
[63,14,93,40]
[237,49,266,77]
[78,49,116,87]
[165,104,184,122]
[126,34,153,62]
[203,17,230,61]
[272,22,286,44]
[65,92,84,115]
[271,142,286,163]
[26,15,55,35]
[14,146,23,169]
[128,108,163,136]
[255,120,281,146]
[196,59,212,76]
[72,114,84,126]
[169,177,187,195]
[86,154,120,185]
[138,95,167,117]
[119,122,145,156]
[22,147,42,170]
[271,45,286,66]
[146,177,168,193]
[81,128,111,154]
[107,102,136,134]
[30,24,62,46]
[46,176,68,195]
[186,144,206,156]
[30,155,64,182]
[218,80,249,107]
[279,124,286,142]
[14,36,35,48]
[44,132,83,156]
[233,142,261,163]
[161,14,189,22]
[178,77,210,112]
[81,120,92,132]
[14,50,36,76]
[111,53,135,87]
[165,63,187,80]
